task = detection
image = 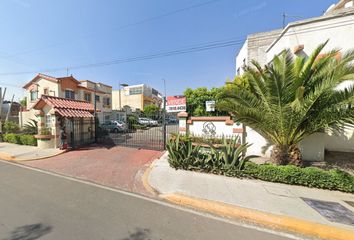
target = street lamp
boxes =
[119,83,129,110]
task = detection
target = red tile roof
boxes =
[33,95,94,118]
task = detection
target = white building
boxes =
[235,0,354,161]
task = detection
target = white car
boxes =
[101,120,127,133]
[138,118,158,126]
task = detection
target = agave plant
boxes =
[208,136,257,171]
[23,119,38,135]
[166,134,203,170]
[219,41,354,165]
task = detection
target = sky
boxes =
[0,0,336,101]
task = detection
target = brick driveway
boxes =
[24,145,163,196]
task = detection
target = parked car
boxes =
[138,118,158,126]
[101,120,127,133]
[166,117,178,124]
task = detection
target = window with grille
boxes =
[103,97,110,107]
[65,90,75,100]
[84,92,92,102]
[45,114,52,129]
[30,91,38,101]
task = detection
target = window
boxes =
[44,88,49,95]
[129,87,143,95]
[103,97,110,107]
[65,90,75,100]
[45,114,52,129]
[152,88,159,96]
[95,95,100,102]
[30,91,38,101]
[84,92,92,102]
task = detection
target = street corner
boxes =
[161,194,354,240]
[141,156,162,197]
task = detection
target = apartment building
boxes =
[112,84,162,111]
[235,0,354,160]
[21,73,112,125]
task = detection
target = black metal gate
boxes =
[103,117,179,151]
[65,118,95,148]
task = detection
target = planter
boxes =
[35,135,54,140]
[35,135,55,149]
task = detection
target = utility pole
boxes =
[94,84,97,142]
[5,94,14,122]
[162,79,167,150]
[119,82,122,110]
[0,87,6,134]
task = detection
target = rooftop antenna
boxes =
[66,67,69,77]
[282,12,304,28]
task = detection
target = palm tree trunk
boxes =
[288,145,302,166]
[271,145,303,166]
[271,145,289,165]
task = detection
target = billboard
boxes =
[166,96,186,112]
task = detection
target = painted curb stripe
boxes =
[162,194,354,240]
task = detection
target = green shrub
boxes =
[132,124,147,130]
[3,133,37,146]
[19,135,37,146]
[3,133,21,144]
[3,121,19,133]
[242,162,354,193]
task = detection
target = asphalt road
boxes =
[0,160,298,240]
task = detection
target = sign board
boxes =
[206,100,215,112]
[166,96,186,113]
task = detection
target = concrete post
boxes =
[177,111,189,135]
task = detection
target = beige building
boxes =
[112,84,162,111]
[20,73,112,126]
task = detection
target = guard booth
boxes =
[32,95,95,149]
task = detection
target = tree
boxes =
[219,42,354,165]
[19,97,27,108]
[143,104,160,118]
[184,87,225,116]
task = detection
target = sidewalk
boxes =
[0,142,64,161]
[148,153,354,238]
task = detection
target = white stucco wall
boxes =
[245,127,272,157]
[189,121,241,137]
[266,13,354,62]
[235,40,248,76]
[27,78,59,110]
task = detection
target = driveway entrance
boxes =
[106,124,178,151]
[24,144,163,196]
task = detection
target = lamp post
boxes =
[119,83,129,110]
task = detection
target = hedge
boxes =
[3,133,37,146]
[241,162,354,193]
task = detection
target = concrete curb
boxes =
[0,150,67,162]
[0,152,15,161]
[141,157,163,197]
[162,194,354,240]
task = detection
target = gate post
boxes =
[163,96,167,150]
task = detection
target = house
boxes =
[20,73,112,126]
[235,0,354,161]
[112,84,162,112]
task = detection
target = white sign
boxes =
[206,100,215,112]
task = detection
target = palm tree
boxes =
[219,42,354,165]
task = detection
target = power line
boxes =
[0,37,247,77]
[0,0,223,60]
